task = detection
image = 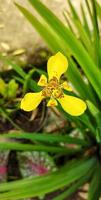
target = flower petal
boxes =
[37,74,47,86]
[58,94,87,116]
[62,81,73,91]
[47,52,68,80]
[21,91,43,111]
[47,98,58,107]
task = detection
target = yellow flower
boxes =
[21,52,87,116]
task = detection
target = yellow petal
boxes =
[58,94,87,116]
[62,81,73,91]
[37,74,47,86]
[47,98,58,107]
[47,52,68,80]
[21,91,43,111]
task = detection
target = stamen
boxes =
[47,98,58,107]
[52,89,64,98]
[42,77,64,99]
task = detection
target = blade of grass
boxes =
[0,108,21,130]
[67,0,81,22]
[0,141,81,154]
[58,103,96,138]
[63,11,75,34]
[73,20,93,55]
[68,59,96,104]
[0,132,89,146]
[53,169,93,200]
[87,100,101,142]
[88,161,101,200]
[22,68,35,94]
[0,53,40,92]
[67,0,93,57]
[13,76,24,84]
[0,54,26,79]
[80,4,92,40]
[0,158,89,191]
[90,0,101,67]
[96,0,101,19]
[85,0,92,21]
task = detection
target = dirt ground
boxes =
[0,0,67,51]
[0,0,94,53]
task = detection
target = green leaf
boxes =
[68,59,96,104]
[90,0,101,67]
[22,68,35,94]
[87,100,101,117]
[88,161,101,200]
[85,0,92,21]
[0,141,81,154]
[53,170,92,200]
[96,1,101,19]
[67,0,93,57]
[0,157,96,200]
[63,11,74,34]
[58,103,96,137]
[0,78,7,97]
[74,20,93,55]
[0,53,40,92]
[87,100,101,137]
[7,79,18,98]
[80,4,91,40]
[0,54,26,79]
[67,0,80,21]
[0,132,89,146]
[0,108,21,130]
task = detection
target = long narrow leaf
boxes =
[14,2,99,102]
[0,132,89,146]
[96,1,101,19]
[80,4,92,40]
[26,0,101,99]
[0,141,79,153]
[0,54,26,79]
[88,161,101,200]
[0,157,96,200]
[67,0,93,57]
[0,54,40,92]
[91,0,101,67]
[53,170,93,200]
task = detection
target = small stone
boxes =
[82,183,89,191]
[7,65,12,70]
[1,42,10,51]
[12,48,26,56]
[1,52,7,56]
[78,191,88,199]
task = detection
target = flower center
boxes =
[42,77,64,99]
